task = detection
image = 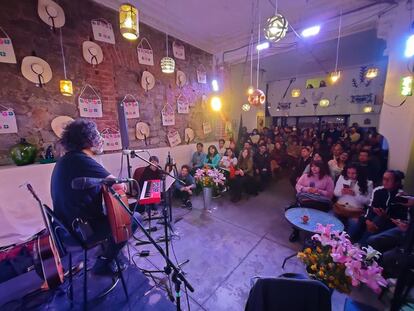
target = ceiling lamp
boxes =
[363,105,373,113]
[401,76,413,96]
[330,9,343,84]
[366,67,379,79]
[211,96,222,111]
[247,86,255,95]
[119,3,139,40]
[301,25,320,38]
[264,14,288,43]
[291,89,301,98]
[161,32,175,73]
[58,28,72,96]
[248,89,266,106]
[319,98,330,108]
[242,103,251,112]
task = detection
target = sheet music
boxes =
[165,175,175,191]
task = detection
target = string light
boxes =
[330,10,342,84]
[59,28,72,96]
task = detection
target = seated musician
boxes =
[51,119,133,275]
[174,165,196,209]
[136,156,162,217]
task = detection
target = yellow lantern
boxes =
[161,57,175,74]
[319,98,330,107]
[242,103,251,112]
[248,89,266,106]
[60,79,73,96]
[119,3,139,40]
[363,105,373,113]
[291,89,301,98]
[211,96,222,111]
[330,71,341,84]
[366,67,379,79]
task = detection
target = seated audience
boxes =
[220,148,238,170]
[228,139,239,158]
[333,164,373,230]
[191,142,206,173]
[218,139,226,157]
[174,165,196,209]
[349,127,361,143]
[270,141,286,178]
[254,144,271,191]
[303,152,323,175]
[203,145,221,168]
[266,137,275,153]
[328,151,349,181]
[289,146,312,187]
[229,148,258,202]
[354,150,381,186]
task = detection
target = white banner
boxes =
[172,41,185,60]
[102,130,122,151]
[203,121,212,134]
[78,84,103,118]
[161,104,175,126]
[0,108,18,134]
[91,19,115,44]
[167,129,181,147]
[137,37,154,66]
[177,95,189,114]
[0,28,16,64]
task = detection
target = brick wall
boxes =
[0,0,216,165]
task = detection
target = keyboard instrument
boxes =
[139,179,162,205]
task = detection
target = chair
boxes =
[42,204,129,310]
[245,275,332,311]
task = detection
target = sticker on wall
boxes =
[172,41,185,60]
[91,19,115,45]
[184,127,194,144]
[167,129,181,147]
[51,115,74,138]
[37,0,66,30]
[121,94,140,119]
[0,106,18,134]
[176,70,186,88]
[78,84,103,118]
[203,121,212,135]
[197,64,207,84]
[135,122,150,145]
[177,94,189,114]
[161,103,175,126]
[21,56,53,87]
[141,70,155,91]
[82,41,104,67]
[0,28,16,64]
[101,128,122,151]
[137,37,154,66]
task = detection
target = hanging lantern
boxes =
[119,3,139,40]
[319,98,330,107]
[330,71,341,84]
[264,14,288,43]
[291,89,301,98]
[366,67,379,79]
[210,96,222,112]
[60,79,73,96]
[248,89,266,106]
[242,103,251,112]
[161,57,175,74]
[401,75,413,96]
[363,105,373,113]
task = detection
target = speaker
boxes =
[117,102,129,149]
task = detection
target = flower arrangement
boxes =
[297,224,387,294]
[194,167,226,189]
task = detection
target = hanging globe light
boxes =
[319,98,330,108]
[248,89,266,106]
[161,56,175,74]
[330,71,341,84]
[264,14,288,43]
[119,3,139,40]
[242,103,251,112]
[60,79,73,96]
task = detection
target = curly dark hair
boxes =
[308,160,329,179]
[59,119,101,152]
[342,164,368,195]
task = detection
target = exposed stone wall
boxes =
[0,0,215,165]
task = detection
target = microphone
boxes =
[122,149,146,155]
[71,177,133,190]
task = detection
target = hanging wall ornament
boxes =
[21,56,53,87]
[137,37,154,66]
[176,70,186,88]
[91,19,115,45]
[82,41,104,67]
[161,103,175,126]
[0,105,18,134]
[101,128,122,151]
[203,121,212,135]
[177,94,189,114]
[135,122,150,144]
[51,115,74,137]
[248,89,266,106]
[172,41,185,60]
[37,0,65,30]
[0,27,17,64]
[121,94,140,119]
[184,127,194,144]
[197,64,207,84]
[78,84,103,118]
[141,70,155,91]
[167,129,181,147]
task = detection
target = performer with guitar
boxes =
[51,119,132,275]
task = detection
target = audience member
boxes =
[270,141,286,178]
[174,165,196,209]
[354,150,381,186]
[218,139,226,157]
[204,145,221,168]
[254,144,271,191]
[220,148,238,170]
[229,148,258,202]
[191,143,206,173]
[328,151,349,181]
[290,146,312,187]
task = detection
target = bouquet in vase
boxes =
[194,167,226,189]
[297,224,387,294]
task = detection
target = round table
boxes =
[285,207,344,233]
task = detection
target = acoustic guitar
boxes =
[26,184,64,290]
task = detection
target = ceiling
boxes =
[95,0,397,61]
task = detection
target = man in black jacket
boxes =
[289,146,312,187]
[254,144,271,191]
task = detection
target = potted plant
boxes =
[297,224,387,294]
[194,167,226,210]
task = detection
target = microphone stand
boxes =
[107,185,194,311]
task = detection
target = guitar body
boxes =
[35,234,64,289]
